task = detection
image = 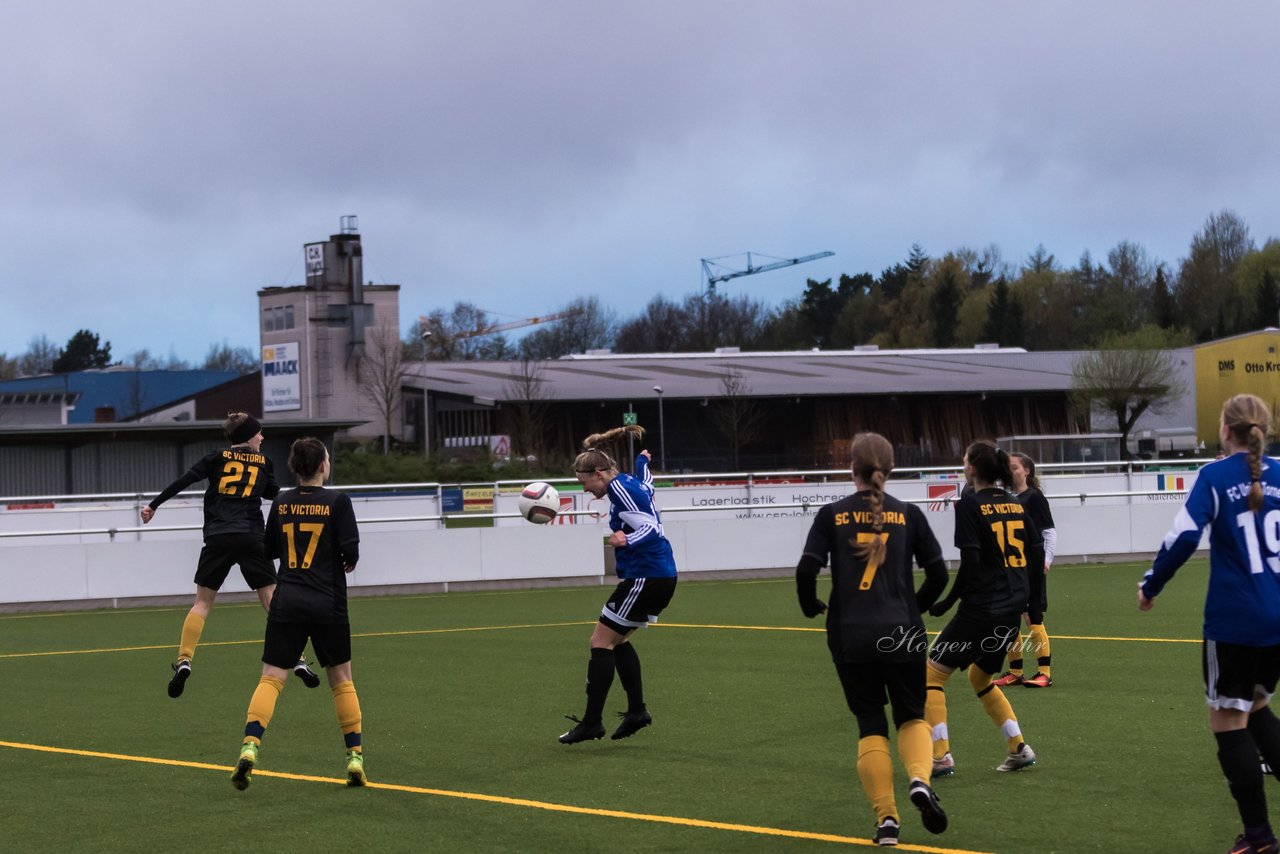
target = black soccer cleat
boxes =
[168,659,192,699]
[558,715,605,745]
[294,660,321,688]
[874,817,900,846]
[611,708,653,740]
[908,779,948,834]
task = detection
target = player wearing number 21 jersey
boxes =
[141,413,318,699]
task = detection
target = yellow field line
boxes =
[0,620,1200,661]
[0,739,991,854]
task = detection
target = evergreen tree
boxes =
[1257,269,1280,329]
[930,269,962,347]
[983,278,1012,343]
[1151,265,1177,328]
[52,329,111,373]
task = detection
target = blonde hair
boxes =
[573,425,646,473]
[1222,394,1272,513]
[850,432,894,568]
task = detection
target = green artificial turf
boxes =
[0,560,1249,852]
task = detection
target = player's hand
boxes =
[344,562,357,574]
[1044,562,1052,574]
[140,507,155,524]
[1137,582,1154,611]
[608,530,627,548]
[639,449,651,460]
[929,597,956,618]
[1028,607,1044,626]
[799,597,826,618]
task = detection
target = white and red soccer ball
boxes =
[518,482,560,524]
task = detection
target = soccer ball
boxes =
[518,482,560,524]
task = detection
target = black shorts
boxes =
[263,619,352,670]
[194,533,277,591]
[599,576,678,632]
[1203,639,1280,712]
[929,609,1021,675]
[833,657,927,737]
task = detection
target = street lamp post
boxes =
[421,329,432,459]
[653,386,666,471]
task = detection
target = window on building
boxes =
[262,305,296,332]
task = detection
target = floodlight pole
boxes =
[421,330,432,459]
[653,386,666,471]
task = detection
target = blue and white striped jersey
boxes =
[608,454,677,579]
[1142,452,1280,646]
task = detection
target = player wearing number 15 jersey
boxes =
[796,432,950,847]
[232,437,367,791]
[1140,395,1280,854]
[140,413,319,698]
[926,440,1043,777]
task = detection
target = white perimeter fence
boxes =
[0,461,1204,608]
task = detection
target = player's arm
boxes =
[263,500,282,563]
[262,458,280,500]
[335,493,360,572]
[635,450,653,488]
[907,505,948,612]
[932,496,979,616]
[795,506,833,618]
[930,549,974,617]
[1032,493,1056,569]
[611,479,660,547]
[1140,472,1216,604]
[140,460,208,522]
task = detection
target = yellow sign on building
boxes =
[1193,329,1280,446]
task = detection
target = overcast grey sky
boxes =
[4,1,1278,364]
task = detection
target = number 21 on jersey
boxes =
[218,461,260,497]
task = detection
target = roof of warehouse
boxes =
[416,346,1167,402]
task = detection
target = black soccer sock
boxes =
[612,641,645,712]
[583,647,616,725]
[1216,728,1269,828]
[1249,707,1280,782]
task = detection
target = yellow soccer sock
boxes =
[332,680,363,752]
[857,736,897,822]
[925,666,951,758]
[897,719,934,783]
[1028,623,1051,678]
[969,667,1023,752]
[243,675,285,746]
[177,612,206,662]
[1007,628,1024,676]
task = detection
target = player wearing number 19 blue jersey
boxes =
[1139,394,1280,854]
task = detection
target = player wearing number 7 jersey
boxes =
[1139,395,1280,854]
[925,439,1043,777]
[795,432,950,846]
[140,412,318,698]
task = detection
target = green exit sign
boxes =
[623,412,638,425]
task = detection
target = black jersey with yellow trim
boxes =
[800,490,944,663]
[265,486,360,624]
[953,486,1044,617]
[149,447,279,538]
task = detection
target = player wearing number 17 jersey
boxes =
[1140,395,1280,854]
[232,437,367,791]
[796,432,950,846]
[140,413,320,698]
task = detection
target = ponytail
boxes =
[850,432,894,567]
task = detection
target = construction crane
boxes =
[701,250,835,295]
[418,308,584,357]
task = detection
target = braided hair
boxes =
[850,432,894,566]
[573,425,646,473]
[1222,393,1272,513]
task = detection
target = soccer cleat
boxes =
[874,817,900,846]
[993,671,1024,687]
[996,742,1037,772]
[932,752,955,777]
[908,779,948,834]
[611,708,653,740]
[345,750,367,787]
[230,742,258,790]
[167,659,192,698]
[1023,672,1053,688]
[294,660,321,688]
[1228,834,1280,854]
[558,715,605,744]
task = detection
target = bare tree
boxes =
[20,334,60,376]
[1070,327,1188,458]
[503,358,552,460]
[709,368,766,468]
[358,327,411,454]
[203,340,258,374]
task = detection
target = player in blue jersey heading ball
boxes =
[1140,394,1280,854]
[559,424,678,745]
